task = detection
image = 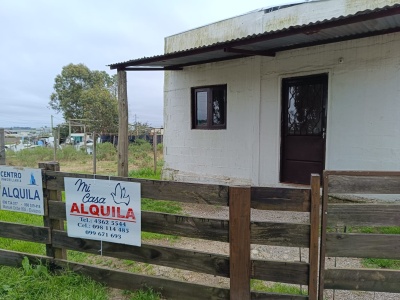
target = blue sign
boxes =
[0,166,44,215]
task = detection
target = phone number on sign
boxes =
[84,230,122,239]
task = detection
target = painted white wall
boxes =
[163,32,400,186]
[165,0,400,53]
[163,57,261,184]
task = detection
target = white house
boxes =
[110,0,400,186]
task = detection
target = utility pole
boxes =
[0,128,5,165]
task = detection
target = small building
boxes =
[110,0,400,185]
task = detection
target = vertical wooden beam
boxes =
[229,186,251,300]
[308,174,320,300]
[318,171,329,300]
[93,132,97,174]
[39,162,66,260]
[117,69,128,177]
[0,128,5,165]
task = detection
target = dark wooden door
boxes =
[280,74,328,184]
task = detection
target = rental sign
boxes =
[0,166,44,215]
[64,178,141,246]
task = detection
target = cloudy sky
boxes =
[0,0,299,129]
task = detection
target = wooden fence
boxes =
[0,162,320,300]
[319,171,400,299]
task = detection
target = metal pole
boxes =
[51,116,56,161]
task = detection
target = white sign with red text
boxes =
[65,177,141,246]
[0,166,44,215]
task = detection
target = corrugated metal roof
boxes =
[109,4,400,70]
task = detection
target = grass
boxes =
[0,257,108,300]
[0,211,45,255]
[250,280,303,295]
[123,288,161,300]
[346,226,400,269]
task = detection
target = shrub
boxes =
[95,142,117,161]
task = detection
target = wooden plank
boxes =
[327,172,400,194]
[251,291,308,299]
[326,233,400,259]
[45,171,229,206]
[51,199,310,246]
[39,162,66,260]
[49,200,65,219]
[251,186,310,212]
[51,200,230,241]
[55,259,230,300]
[0,249,49,268]
[142,211,229,242]
[52,230,230,277]
[252,259,309,285]
[327,204,400,227]
[0,221,50,243]
[251,222,310,247]
[229,186,251,300]
[308,174,320,300]
[324,268,400,293]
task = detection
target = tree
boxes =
[129,121,152,137]
[49,63,118,133]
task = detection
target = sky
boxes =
[0,0,300,129]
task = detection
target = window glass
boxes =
[196,91,208,126]
[212,88,225,125]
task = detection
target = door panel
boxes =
[280,74,328,184]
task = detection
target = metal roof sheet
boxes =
[109,4,400,70]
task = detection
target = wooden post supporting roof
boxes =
[117,70,128,177]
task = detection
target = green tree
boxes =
[49,63,118,133]
[129,121,152,136]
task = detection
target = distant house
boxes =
[110,0,400,185]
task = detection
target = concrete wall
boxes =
[165,0,400,53]
[163,32,400,186]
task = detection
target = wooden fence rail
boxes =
[0,163,321,300]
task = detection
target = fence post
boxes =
[308,174,320,300]
[0,128,5,165]
[229,186,251,300]
[39,161,67,260]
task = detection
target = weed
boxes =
[142,198,181,214]
[0,257,108,300]
[125,287,161,300]
[250,280,303,295]
[362,258,400,269]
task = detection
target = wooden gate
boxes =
[319,171,400,299]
